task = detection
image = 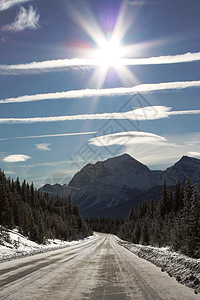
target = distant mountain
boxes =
[164,155,200,183]
[39,154,200,218]
[39,183,79,199]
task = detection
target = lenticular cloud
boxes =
[89,131,166,147]
[3,154,31,162]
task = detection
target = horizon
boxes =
[1,152,199,188]
[0,0,200,188]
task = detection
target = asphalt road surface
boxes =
[0,233,199,300]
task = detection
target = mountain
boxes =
[39,154,200,218]
[39,183,79,199]
[164,155,200,183]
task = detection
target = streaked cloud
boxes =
[35,143,51,151]
[0,80,200,104]
[0,58,94,75]
[0,0,31,11]
[169,110,200,116]
[121,52,200,65]
[0,106,199,124]
[0,52,200,75]
[3,154,31,162]
[89,131,166,147]
[15,159,88,168]
[0,131,97,141]
[2,6,40,32]
[128,1,159,6]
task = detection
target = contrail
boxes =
[0,80,200,104]
[0,131,97,141]
[0,52,199,74]
[0,106,200,124]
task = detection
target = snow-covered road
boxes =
[0,233,198,300]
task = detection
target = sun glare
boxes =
[69,1,138,86]
[94,38,124,68]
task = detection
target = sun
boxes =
[68,2,139,86]
[88,35,138,88]
[94,38,124,68]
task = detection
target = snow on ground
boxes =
[0,227,95,263]
[116,236,200,294]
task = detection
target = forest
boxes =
[0,169,92,243]
[0,167,199,258]
[87,179,200,258]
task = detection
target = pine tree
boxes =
[0,170,90,243]
[160,179,168,218]
[183,181,200,257]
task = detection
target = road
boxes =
[0,233,198,300]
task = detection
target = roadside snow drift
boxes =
[0,227,95,262]
[116,237,200,294]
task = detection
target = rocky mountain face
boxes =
[164,155,200,183]
[39,154,200,218]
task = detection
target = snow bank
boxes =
[0,227,95,263]
[116,237,200,294]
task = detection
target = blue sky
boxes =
[0,0,200,187]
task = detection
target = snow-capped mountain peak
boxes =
[39,154,200,217]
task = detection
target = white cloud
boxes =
[122,52,200,65]
[3,154,31,162]
[0,58,93,75]
[0,131,97,141]
[0,80,200,104]
[188,151,200,157]
[0,0,31,11]
[0,52,200,75]
[2,6,40,32]
[89,131,166,147]
[169,110,200,116]
[35,143,51,151]
[125,132,200,169]
[4,170,15,175]
[0,106,199,124]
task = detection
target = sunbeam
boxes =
[67,1,138,88]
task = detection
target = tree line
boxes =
[85,216,124,235]
[86,178,200,258]
[1,167,199,258]
[118,178,200,258]
[0,169,92,243]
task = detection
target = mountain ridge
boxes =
[39,154,200,217]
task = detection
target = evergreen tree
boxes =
[118,177,200,258]
[0,170,91,243]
